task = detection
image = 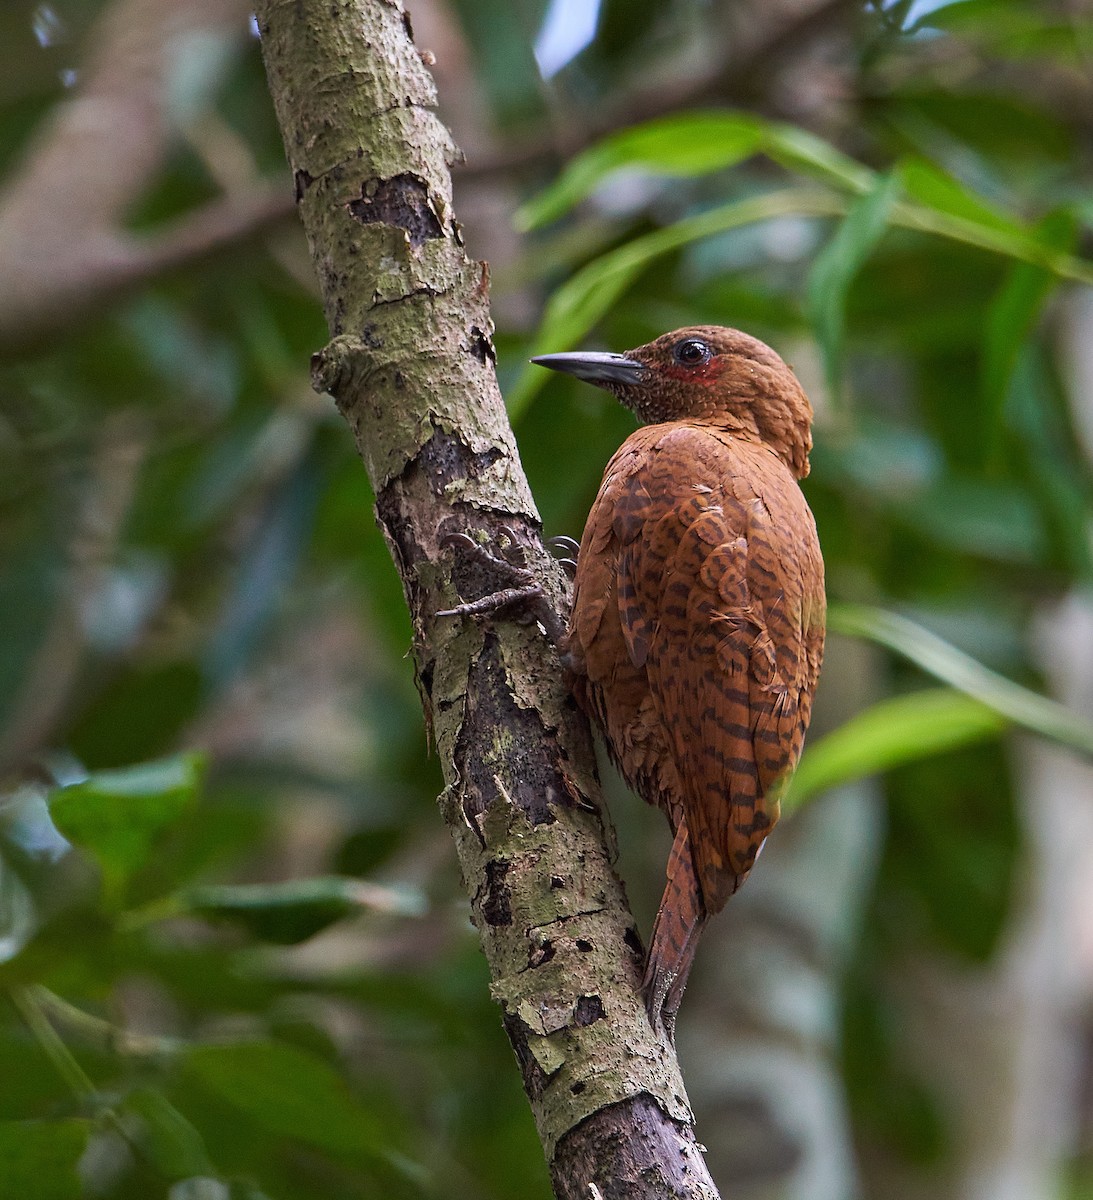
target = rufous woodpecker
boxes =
[532,325,825,1031]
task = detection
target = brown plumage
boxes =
[532,326,825,1030]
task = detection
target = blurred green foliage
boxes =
[1,0,1093,1196]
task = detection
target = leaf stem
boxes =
[10,986,103,1113]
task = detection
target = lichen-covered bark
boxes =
[256,2,718,1194]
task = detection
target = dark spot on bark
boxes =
[482,858,511,926]
[415,429,502,501]
[308,350,327,391]
[293,168,314,201]
[393,370,405,390]
[570,1080,586,1095]
[453,631,565,827]
[551,875,566,889]
[502,1011,549,1100]
[375,427,507,624]
[574,994,604,1027]
[469,325,495,364]
[624,926,644,959]
[418,659,434,702]
[575,938,593,953]
[528,938,555,968]
[361,323,383,349]
[348,174,443,247]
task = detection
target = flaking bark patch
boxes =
[482,858,513,926]
[348,173,444,246]
[453,630,562,827]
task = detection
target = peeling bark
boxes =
[255,0,720,1194]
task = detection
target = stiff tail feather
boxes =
[642,822,708,1036]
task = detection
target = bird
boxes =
[531,325,825,1032]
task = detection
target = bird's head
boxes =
[531,325,814,479]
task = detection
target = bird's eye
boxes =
[673,338,711,367]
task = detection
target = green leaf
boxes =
[783,688,1004,814]
[516,111,764,230]
[68,660,204,770]
[509,187,844,418]
[892,197,1093,285]
[828,605,1093,759]
[182,1041,389,1161]
[0,1119,90,1200]
[121,1089,214,1182]
[806,172,900,398]
[890,162,1093,284]
[516,134,1093,418]
[762,123,876,194]
[980,211,1075,459]
[898,158,1025,235]
[177,876,425,944]
[50,755,204,907]
[515,111,875,232]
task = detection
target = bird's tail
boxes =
[642,822,708,1036]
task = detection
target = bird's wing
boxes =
[612,427,824,912]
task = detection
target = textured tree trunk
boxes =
[255,1,719,1195]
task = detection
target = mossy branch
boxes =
[255,1,720,1195]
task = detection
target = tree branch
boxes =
[255,0,719,1194]
[0,0,293,353]
[454,0,859,185]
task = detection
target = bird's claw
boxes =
[497,524,530,569]
[547,534,580,580]
[439,531,480,555]
[547,535,580,557]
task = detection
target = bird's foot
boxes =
[437,527,566,644]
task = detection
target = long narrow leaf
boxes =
[509,188,844,418]
[806,172,900,400]
[516,111,765,231]
[980,210,1076,461]
[513,183,1093,423]
[783,688,1005,815]
[762,123,876,194]
[517,111,878,232]
[890,200,1093,284]
[828,603,1093,759]
[899,158,1025,236]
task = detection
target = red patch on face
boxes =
[656,357,726,386]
